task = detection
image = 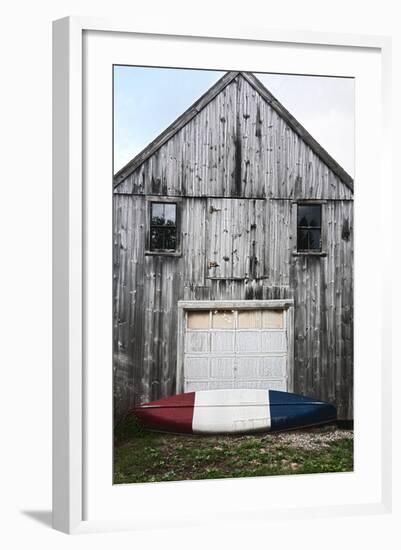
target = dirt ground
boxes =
[114,420,353,484]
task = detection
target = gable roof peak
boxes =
[114,70,353,192]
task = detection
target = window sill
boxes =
[145,250,182,257]
[292,251,327,257]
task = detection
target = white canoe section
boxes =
[192,389,271,434]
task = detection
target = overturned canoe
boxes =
[133,389,337,434]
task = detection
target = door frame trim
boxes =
[176,299,294,394]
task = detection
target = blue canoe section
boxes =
[268,390,337,431]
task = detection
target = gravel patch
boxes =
[270,426,353,451]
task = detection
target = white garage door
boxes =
[183,308,288,392]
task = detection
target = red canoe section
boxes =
[133,392,195,433]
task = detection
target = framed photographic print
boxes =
[52,17,392,534]
[112,65,353,485]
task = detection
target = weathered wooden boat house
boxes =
[113,71,353,422]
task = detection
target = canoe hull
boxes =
[133,389,337,435]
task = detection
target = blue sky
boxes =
[114,66,354,177]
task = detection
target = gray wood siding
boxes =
[206,198,267,280]
[113,73,353,421]
[113,195,353,420]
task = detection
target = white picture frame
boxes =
[52,16,392,534]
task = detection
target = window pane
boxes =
[164,228,177,250]
[187,311,210,329]
[151,203,165,225]
[297,229,309,250]
[298,205,321,227]
[308,229,321,250]
[151,203,177,226]
[149,203,178,251]
[212,310,234,329]
[238,310,261,329]
[150,227,164,250]
[164,204,176,226]
[262,310,283,329]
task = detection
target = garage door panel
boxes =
[236,356,286,379]
[258,356,286,378]
[236,356,259,379]
[211,331,235,352]
[236,331,260,352]
[210,357,235,379]
[236,379,287,391]
[260,331,287,353]
[211,380,236,390]
[183,307,289,392]
[185,380,210,392]
[185,331,209,353]
[184,357,209,379]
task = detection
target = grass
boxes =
[113,415,353,484]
